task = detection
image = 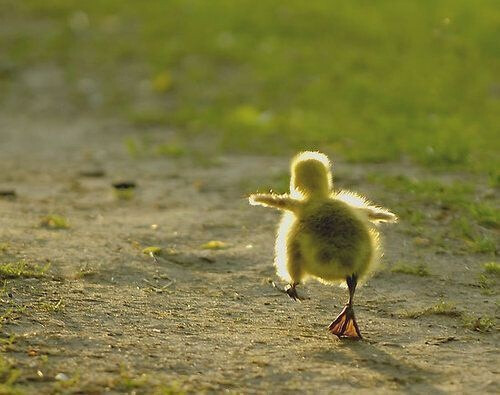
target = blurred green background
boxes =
[1,0,499,177]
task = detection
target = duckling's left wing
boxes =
[361,207,398,223]
[333,190,397,223]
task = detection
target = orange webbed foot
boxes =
[328,305,363,340]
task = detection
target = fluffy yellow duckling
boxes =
[249,151,397,339]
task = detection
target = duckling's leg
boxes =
[269,281,304,301]
[283,240,306,302]
[284,282,303,302]
[328,275,363,339]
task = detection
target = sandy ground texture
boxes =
[0,114,498,394]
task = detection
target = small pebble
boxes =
[55,373,69,381]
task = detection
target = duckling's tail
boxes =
[328,305,363,340]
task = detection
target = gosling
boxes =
[249,151,397,339]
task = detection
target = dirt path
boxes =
[0,114,498,394]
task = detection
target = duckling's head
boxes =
[290,151,332,199]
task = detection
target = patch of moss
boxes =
[370,174,497,255]
[201,241,229,250]
[477,262,500,295]
[124,136,188,160]
[0,355,21,393]
[462,315,495,333]
[155,143,186,158]
[477,274,495,295]
[391,262,430,277]
[0,334,17,353]
[240,171,290,195]
[142,246,163,256]
[40,215,70,229]
[0,307,25,330]
[0,261,50,279]
[109,366,185,394]
[76,264,98,279]
[124,136,143,158]
[113,189,135,201]
[39,299,64,312]
[401,301,461,319]
[483,262,500,276]
[470,204,499,229]
[129,110,170,127]
[469,236,496,254]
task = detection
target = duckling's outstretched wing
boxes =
[333,190,397,223]
[360,207,398,223]
[249,193,300,212]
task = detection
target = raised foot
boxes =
[284,284,305,302]
[328,305,363,340]
[268,281,306,302]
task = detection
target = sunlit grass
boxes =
[40,214,70,230]
[477,262,499,295]
[370,174,498,253]
[0,243,9,253]
[401,301,461,319]
[462,315,495,333]
[401,302,495,333]
[0,260,50,279]
[201,240,229,250]
[240,171,290,195]
[483,262,500,276]
[391,262,430,277]
[0,355,21,394]
[2,0,498,174]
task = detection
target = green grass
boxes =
[468,236,496,254]
[370,174,498,253]
[2,0,499,174]
[75,264,98,279]
[113,189,135,201]
[462,315,495,332]
[240,171,290,195]
[142,246,162,255]
[0,243,9,253]
[0,307,26,330]
[483,262,500,276]
[477,261,500,295]
[124,136,187,159]
[401,301,461,319]
[0,356,21,395]
[0,261,50,279]
[39,298,64,312]
[40,215,70,230]
[391,262,430,277]
[201,240,229,250]
[109,366,185,394]
[401,302,496,333]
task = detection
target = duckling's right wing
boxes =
[360,207,397,223]
[249,193,300,212]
